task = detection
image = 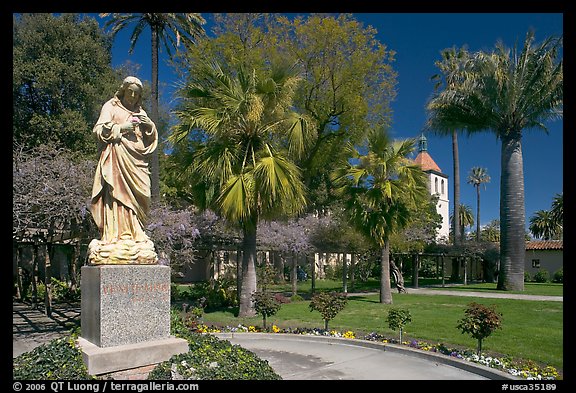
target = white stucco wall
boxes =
[524,249,563,278]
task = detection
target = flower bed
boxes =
[194,323,560,380]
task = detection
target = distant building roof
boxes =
[526,240,563,250]
[414,133,442,173]
[414,151,442,173]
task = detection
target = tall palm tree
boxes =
[170,59,313,317]
[430,46,470,246]
[467,167,491,241]
[332,129,428,304]
[99,13,206,203]
[427,31,562,291]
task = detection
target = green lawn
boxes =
[193,281,563,376]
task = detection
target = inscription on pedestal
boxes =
[81,265,172,348]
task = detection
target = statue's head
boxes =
[115,76,144,110]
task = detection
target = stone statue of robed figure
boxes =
[88,76,158,265]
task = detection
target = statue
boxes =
[88,76,158,265]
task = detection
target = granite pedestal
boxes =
[79,265,188,375]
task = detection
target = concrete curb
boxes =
[214,332,521,380]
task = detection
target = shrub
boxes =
[533,269,549,283]
[150,311,282,380]
[290,294,304,302]
[13,334,95,380]
[50,277,81,303]
[386,307,412,343]
[176,279,238,310]
[552,268,563,283]
[273,293,291,304]
[148,333,281,380]
[309,291,348,330]
[456,302,502,355]
[252,290,282,330]
[524,272,532,282]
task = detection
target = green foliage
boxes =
[50,277,81,303]
[13,335,95,380]
[456,302,503,355]
[154,310,281,380]
[309,291,348,330]
[257,263,277,290]
[533,270,550,283]
[173,280,237,311]
[387,307,412,331]
[13,13,120,154]
[252,290,282,329]
[386,307,412,343]
[290,294,304,302]
[552,268,563,283]
[418,258,439,278]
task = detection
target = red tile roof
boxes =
[526,240,563,250]
[414,151,442,172]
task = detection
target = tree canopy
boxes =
[13,13,121,154]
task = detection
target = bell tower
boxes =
[414,134,450,242]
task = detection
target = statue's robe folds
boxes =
[89,98,158,264]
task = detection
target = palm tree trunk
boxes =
[452,130,461,245]
[379,239,393,304]
[497,133,525,291]
[476,185,481,242]
[238,223,258,317]
[149,28,160,203]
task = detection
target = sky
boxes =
[96,12,564,235]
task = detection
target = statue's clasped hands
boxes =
[119,115,152,137]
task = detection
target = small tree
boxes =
[456,302,502,355]
[386,307,412,343]
[309,291,348,330]
[252,290,281,330]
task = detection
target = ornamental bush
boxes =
[309,291,348,330]
[252,290,282,330]
[533,269,550,283]
[386,307,412,343]
[552,268,563,283]
[456,302,502,355]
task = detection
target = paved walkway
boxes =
[402,286,562,301]
[12,300,80,358]
[213,332,513,380]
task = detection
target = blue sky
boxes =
[98,13,563,234]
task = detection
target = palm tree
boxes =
[169,59,313,317]
[427,31,562,291]
[99,13,206,203]
[450,204,474,242]
[529,210,561,240]
[332,129,428,304]
[550,192,563,237]
[467,167,491,241]
[482,219,501,243]
[530,193,563,240]
[430,46,470,246]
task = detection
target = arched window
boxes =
[441,179,445,194]
[435,178,438,193]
